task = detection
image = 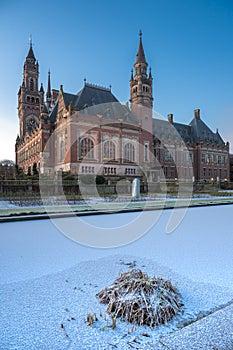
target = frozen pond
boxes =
[0,205,233,349]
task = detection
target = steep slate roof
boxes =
[189,117,224,145]
[75,83,119,110]
[62,92,78,109]
[173,122,193,143]
[49,101,58,123]
[49,83,139,124]
[152,119,192,143]
[152,116,225,145]
[59,84,119,111]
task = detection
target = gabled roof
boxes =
[152,115,225,146]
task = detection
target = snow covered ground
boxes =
[0,205,233,349]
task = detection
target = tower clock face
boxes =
[26,115,38,130]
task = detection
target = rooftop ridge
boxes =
[85,82,111,92]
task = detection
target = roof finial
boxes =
[29,34,32,47]
[139,30,142,39]
[84,77,87,85]
[109,84,112,91]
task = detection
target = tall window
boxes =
[144,142,149,161]
[30,78,34,91]
[80,138,94,159]
[103,141,115,160]
[124,143,135,162]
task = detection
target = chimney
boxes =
[194,109,200,119]
[168,113,173,124]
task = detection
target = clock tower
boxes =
[18,38,41,137]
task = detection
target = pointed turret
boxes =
[40,83,44,93]
[46,70,52,110]
[130,32,153,110]
[40,83,44,104]
[46,70,51,99]
[135,30,147,64]
[26,37,36,63]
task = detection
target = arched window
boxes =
[103,141,115,160]
[124,143,135,163]
[30,78,34,91]
[80,138,94,159]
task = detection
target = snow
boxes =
[0,205,233,349]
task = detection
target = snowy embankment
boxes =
[0,205,233,349]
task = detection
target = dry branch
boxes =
[96,269,183,327]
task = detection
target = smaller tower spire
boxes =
[46,70,51,98]
[149,67,152,79]
[136,30,147,64]
[26,36,36,62]
[40,83,44,93]
[46,70,52,110]
[130,69,134,80]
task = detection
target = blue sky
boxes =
[0,0,233,160]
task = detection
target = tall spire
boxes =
[46,70,52,109]
[26,35,35,61]
[46,69,51,99]
[135,30,147,64]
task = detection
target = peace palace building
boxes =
[15,34,230,183]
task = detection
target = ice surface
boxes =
[0,205,233,349]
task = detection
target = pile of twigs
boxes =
[96,269,183,327]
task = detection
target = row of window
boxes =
[132,85,149,93]
[163,166,193,178]
[160,150,193,164]
[201,153,226,165]
[58,138,137,163]
[26,96,39,104]
[202,168,227,178]
[18,143,40,163]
